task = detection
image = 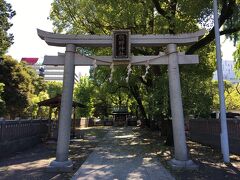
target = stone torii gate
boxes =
[38,29,205,171]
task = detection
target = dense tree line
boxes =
[49,0,239,127]
[0,57,63,118]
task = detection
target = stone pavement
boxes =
[72,127,175,180]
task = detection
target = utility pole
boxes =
[213,0,230,163]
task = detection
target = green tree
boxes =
[91,66,134,118]
[74,76,94,117]
[212,81,240,110]
[45,81,63,98]
[186,0,240,54]
[233,42,240,77]
[0,0,15,56]
[50,0,240,127]
[0,56,35,118]
[27,91,49,118]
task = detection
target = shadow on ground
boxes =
[0,126,239,180]
[0,127,110,180]
[72,127,174,180]
[132,128,240,180]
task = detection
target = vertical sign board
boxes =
[112,30,131,61]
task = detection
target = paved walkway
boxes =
[72,127,175,180]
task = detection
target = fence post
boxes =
[1,118,5,141]
[0,118,3,141]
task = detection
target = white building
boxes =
[213,60,240,83]
[21,57,80,82]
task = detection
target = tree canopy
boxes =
[0,56,46,118]
[233,43,240,77]
[49,0,240,125]
[0,0,15,56]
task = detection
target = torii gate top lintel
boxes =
[37,28,206,47]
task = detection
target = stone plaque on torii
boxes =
[38,29,206,171]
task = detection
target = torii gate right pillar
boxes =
[167,44,198,169]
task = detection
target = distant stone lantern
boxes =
[112,30,131,61]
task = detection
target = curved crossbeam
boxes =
[37,29,206,47]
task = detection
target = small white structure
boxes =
[31,65,80,82]
[38,29,206,171]
[31,65,64,81]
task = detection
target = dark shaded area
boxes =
[189,118,240,154]
[0,127,109,180]
[210,112,240,118]
[0,126,240,180]
[133,127,240,180]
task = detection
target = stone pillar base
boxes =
[168,158,199,170]
[46,159,73,172]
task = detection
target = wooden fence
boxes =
[0,119,50,158]
[0,119,49,142]
[189,118,240,154]
[0,118,90,143]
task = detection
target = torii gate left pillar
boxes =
[38,29,205,171]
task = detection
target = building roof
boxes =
[21,57,39,65]
[112,106,129,114]
[38,95,86,108]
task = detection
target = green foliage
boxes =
[0,83,4,94]
[0,56,50,118]
[92,65,135,117]
[50,0,238,121]
[26,91,49,118]
[212,81,240,110]
[225,1,240,73]
[180,44,216,117]
[0,57,64,119]
[74,76,94,117]
[50,0,156,34]
[23,80,63,118]
[0,0,15,56]
[23,81,63,118]
[223,1,240,45]
[233,42,240,77]
[0,56,33,117]
[45,81,63,98]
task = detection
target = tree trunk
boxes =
[165,119,174,146]
[129,84,149,127]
